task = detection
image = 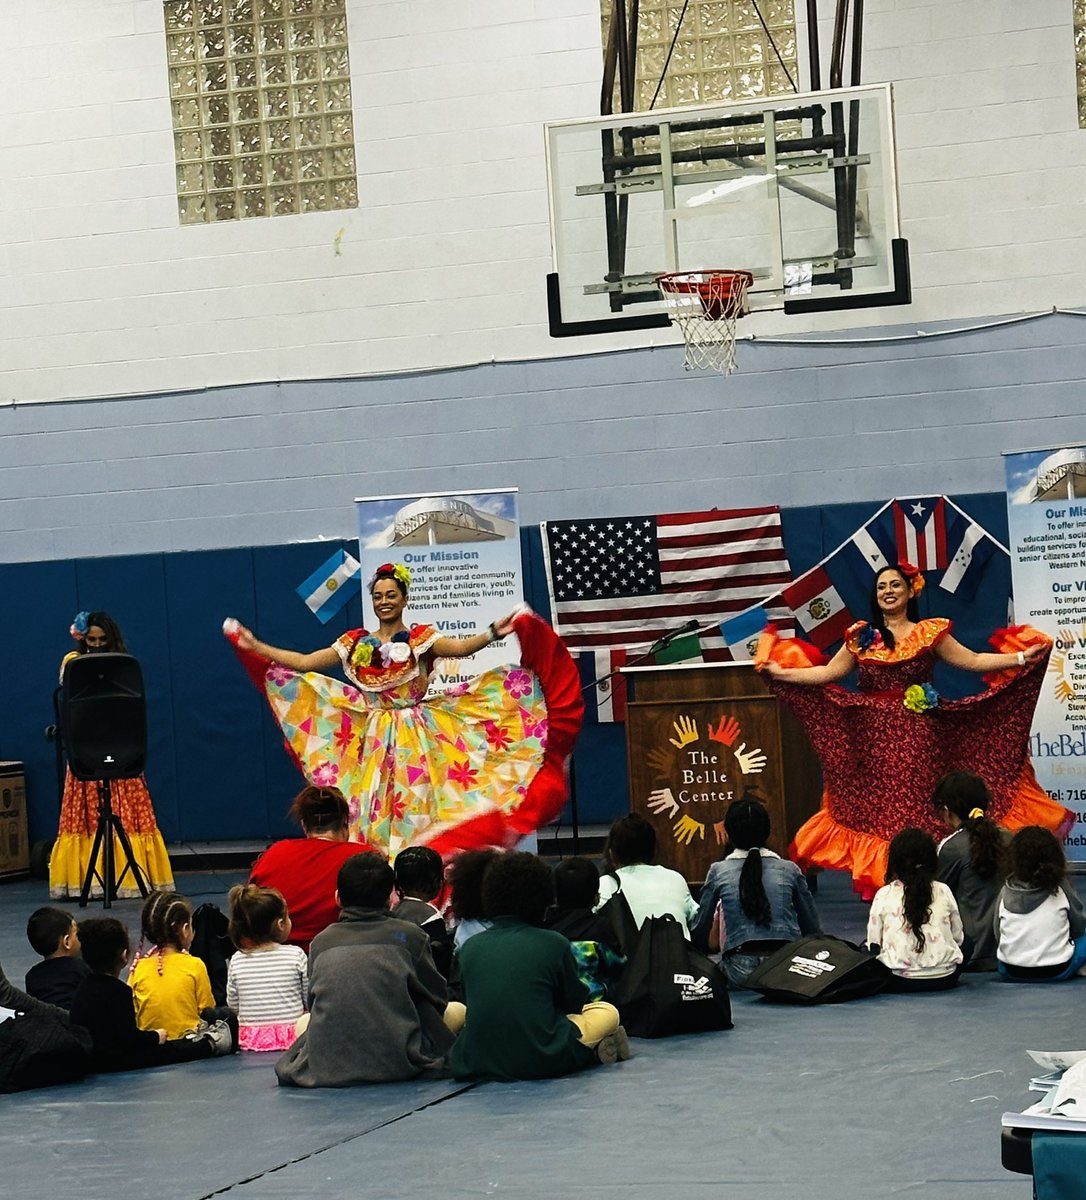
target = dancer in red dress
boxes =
[757,564,1072,899]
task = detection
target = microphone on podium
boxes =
[650,619,701,652]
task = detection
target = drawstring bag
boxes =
[745,935,891,1004]
[0,1012,93,1093]
[607,892,732,1039]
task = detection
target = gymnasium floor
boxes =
[0,868,1061,1199]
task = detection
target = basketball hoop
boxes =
[655,270,755,375]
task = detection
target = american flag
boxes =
[542,507,794,661]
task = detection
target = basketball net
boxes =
[656,270,754,375]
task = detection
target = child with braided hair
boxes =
[933,771,1011,971]
[129,892,218,1040]
[866,828,964,992]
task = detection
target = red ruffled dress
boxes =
[762,619,1072,900]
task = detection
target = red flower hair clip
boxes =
[897,562,925,596]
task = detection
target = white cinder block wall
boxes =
[1,0,1085,561]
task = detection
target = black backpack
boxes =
[190,902,235,1006]
[0,1012,93,1093]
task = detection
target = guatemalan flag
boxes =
[719,606,772,661]
[893,497,950,570]
[296,549,363,624]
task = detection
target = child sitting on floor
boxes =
[226,884,307,1051]
[544,857,625,1001]
[867,828,965,992]
[932,771,1010,972]
[24,906,89,1009]
[129,891,218,1039]
[996,826,1086,982]
[449,849,499,952]
[70,918,233,1070]
[452,852,629,1082]
[392,846,454,979]
[691,799,821,989]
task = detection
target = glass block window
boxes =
[165,0,359,225]
[602,0,798,113]
[1076,1,1086,127]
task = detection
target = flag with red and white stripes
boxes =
[542,507,794,663]
[893,497,950,571]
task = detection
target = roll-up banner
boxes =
[354,489,523,691]
[1004,446,1086,859]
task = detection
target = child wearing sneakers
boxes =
[70,918,233,1071]
[452,852,630,1081]
[128,892,216,1039]
[24,906,89,1009]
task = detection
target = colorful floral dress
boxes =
[228,612,583,857]
[763,619,1072,900]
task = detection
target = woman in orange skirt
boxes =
[50,611,174,900]
[757,564,1071,900]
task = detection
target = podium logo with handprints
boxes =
[643,713,766,847]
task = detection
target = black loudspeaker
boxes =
[61,654,147,781]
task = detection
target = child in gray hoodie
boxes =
[996,826,1086,982]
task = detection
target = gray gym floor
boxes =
[0,869,1059,1199]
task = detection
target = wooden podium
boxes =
[624,663,821,884]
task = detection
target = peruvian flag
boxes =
[893,497,950,570]
[780,566,854,649]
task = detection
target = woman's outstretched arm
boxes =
[934,635,1045,674]
[431,611,519,659]
[757,643,855,685]
[230,622,340,672]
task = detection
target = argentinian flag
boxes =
[297,549,362,624]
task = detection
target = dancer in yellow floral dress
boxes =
[226,563,583,857]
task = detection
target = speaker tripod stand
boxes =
[78,777,150,909]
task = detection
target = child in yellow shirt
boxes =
[129,892,216,1040]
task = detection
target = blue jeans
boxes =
[998,932,1086,982]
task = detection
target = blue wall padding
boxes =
[2,496,1014,844]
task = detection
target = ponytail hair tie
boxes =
[967,807,985,821]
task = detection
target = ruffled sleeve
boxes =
[408,624,440,656]
[333,629,365,672]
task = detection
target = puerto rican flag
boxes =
[780,566,854,649]
[893,497,950,571]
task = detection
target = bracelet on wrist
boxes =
[488,622,499,644]
[1016,650,1025,667]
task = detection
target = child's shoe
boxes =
[199,1018,236,1057]
[595,1025,631,1064]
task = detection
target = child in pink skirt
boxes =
[226,884,308,1051]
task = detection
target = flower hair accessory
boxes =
[897,562,925,596]
[903,682,939,714]
[366,562,411,593]
[70,611,90,642]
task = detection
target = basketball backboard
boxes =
[544,82,910,337]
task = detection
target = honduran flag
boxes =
[296,549,362,624]
[893,497,950,571]
[940,510,997,602]
[781,566,854,649]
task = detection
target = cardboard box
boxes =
[0,761,29,878]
